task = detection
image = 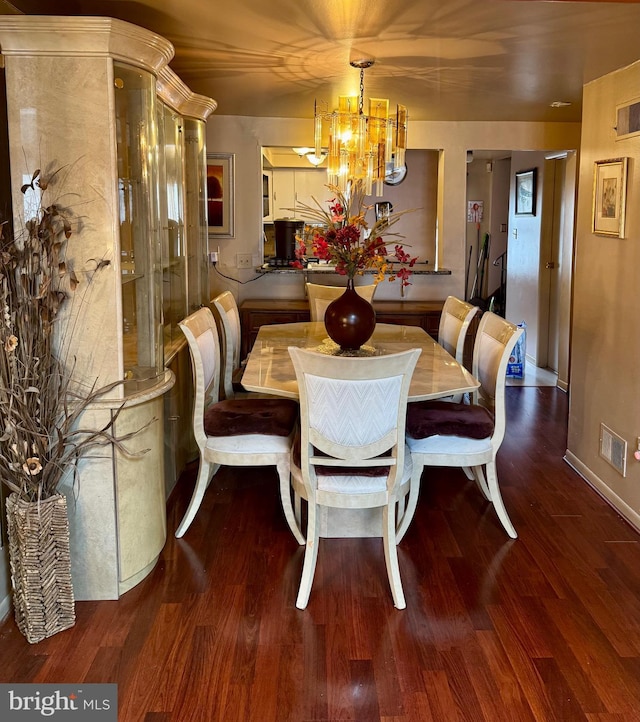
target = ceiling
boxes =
[4,0,640,123]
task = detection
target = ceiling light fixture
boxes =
[292,146,327,167]
[313,58,408,196]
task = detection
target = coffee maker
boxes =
[272,219,303,265]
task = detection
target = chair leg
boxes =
[296,501,320,609]
[395,462,423,543]
[276,459,305,545]
[294,492,302,529]
[383,504,406,609]
[485,461,517,539]
[470,465,491,500]
[462,466,475,481]
[175,458,219,538]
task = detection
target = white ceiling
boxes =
[4,0,640,123]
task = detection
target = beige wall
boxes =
[566,59,640,530]
[206,116,581,304]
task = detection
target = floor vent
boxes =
[600,423,627,477]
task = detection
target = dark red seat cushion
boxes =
[406,400,494,440]
[204,398,298,437]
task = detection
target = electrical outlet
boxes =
[236,253,252,269]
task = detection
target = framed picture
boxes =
[515,168,537,216]
[592,157,628,238]
[207,153,235,238]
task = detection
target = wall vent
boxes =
[600,423,627,477]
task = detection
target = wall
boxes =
[206,116,581,305]
[566,59,640,530]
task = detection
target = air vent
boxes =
[600,423,627,477]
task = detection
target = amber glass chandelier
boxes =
[314,58,407,197]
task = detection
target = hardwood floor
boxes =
[2,387,640,721]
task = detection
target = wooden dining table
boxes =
[241,321,480,539]
[241,321,479,402]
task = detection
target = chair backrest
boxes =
[306,282,377,322]
[179,307,222,448]
[471,311,524,446]
[212,291,241,399]
[289,347,420,503]
[438,295,480,364]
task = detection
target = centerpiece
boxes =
[292,179,417,351]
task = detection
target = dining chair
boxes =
[288,346,421,609]
[438,295,480,365]
[398,311,524,541]
[176,306,304,543]
[306,281,376,322]
[211,291,245,399]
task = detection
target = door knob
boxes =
[545,262,555,269]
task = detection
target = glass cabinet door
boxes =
[114,61,163,386]
[184,117,209,312]
[158,102,187,359]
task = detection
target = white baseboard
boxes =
[564,450,640,533]
[0,592,11,625]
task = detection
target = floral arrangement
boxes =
[291,180,417,286]
[0,167,146,503]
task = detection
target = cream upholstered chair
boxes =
[438,295,480,364]
[398,312,524,541]
[211,291,245,399]
[176,307,304,543]
[289,346,421,610]
[306,282,376,322]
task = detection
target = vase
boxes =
[6,492,76,643]
[324,278,377,351]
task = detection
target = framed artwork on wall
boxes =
[515,168,537,216]
[592,157,628,238]
[207,153,235,238]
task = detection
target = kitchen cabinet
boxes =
[271,168,329,220]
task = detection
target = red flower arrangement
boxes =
[291,180,417,287]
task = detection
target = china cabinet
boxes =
[156,67,214,495]
[0,16,215,600]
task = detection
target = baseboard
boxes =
[0,592,11,625]
[557,379,568,392]
[564,450,640,533]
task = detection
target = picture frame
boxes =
[592,157,628,238]
[515,168,537,216]
[207,153,235,238]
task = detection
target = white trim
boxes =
[0,592,12,625]
[564,450,640,533]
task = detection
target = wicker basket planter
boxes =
[5,492,75,644]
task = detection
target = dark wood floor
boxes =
[2,387,640,721]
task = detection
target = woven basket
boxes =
[6,492,76,644]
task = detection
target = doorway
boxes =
[465,150,576,390]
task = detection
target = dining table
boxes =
[241,321,479,402]
[241,321,480,539]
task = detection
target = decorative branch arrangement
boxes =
[0,167,148,502]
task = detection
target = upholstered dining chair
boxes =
[438,295,480,365]
[288,346,421,610]
[306,282,376,322]
[397,312,524,541]
[176,306,304,543]
[211,291,245,399]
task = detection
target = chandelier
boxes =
[313,58,407,197]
